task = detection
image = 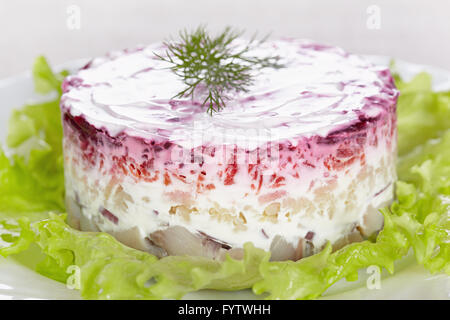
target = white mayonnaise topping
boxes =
[62,39,396,149]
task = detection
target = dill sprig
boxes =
[155,26,284,115]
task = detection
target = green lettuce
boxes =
[394,71,450,156]
[0,57,448,300]
[1,213,269,299]
[0,56,65,216]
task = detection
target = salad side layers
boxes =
[60,39,398,259]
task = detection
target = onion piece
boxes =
[269,235,296,261]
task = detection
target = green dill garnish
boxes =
[155,26,284,115]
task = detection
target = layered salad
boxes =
[0,28,448,300]
[61,38,398,260]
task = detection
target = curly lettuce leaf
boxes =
[32,56,68,95]
[0,58,449,300]
[1,214,269,299]
[394,71,450,156]
[0,57,65,216]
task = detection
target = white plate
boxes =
[0,57,449,300]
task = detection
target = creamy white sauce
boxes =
[61,39,396,149]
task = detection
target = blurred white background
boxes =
[0,0,449,78]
